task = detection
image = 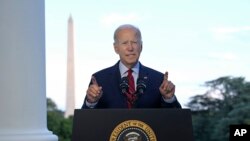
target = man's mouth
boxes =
[126,54,135,57]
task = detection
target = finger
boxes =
[87,90,99,102]
[166,87,175,99]
[86,85,102,103]
[169,86,175,96]
[87,88,95,98]
[160,80,168,90]
[88,85,101,95]
[86,92,98,103]
[91,75,98,86]
[170,85,175,93]
[86,93,95,100]
[164,71,168,81]
[167,82,175,93]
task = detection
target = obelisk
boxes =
[65,15,75,118]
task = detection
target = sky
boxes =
[45,0,250,110]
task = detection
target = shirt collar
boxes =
[119,61,140,77]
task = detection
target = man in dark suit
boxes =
[82,24,181,109]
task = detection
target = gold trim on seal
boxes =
[109,120,157,141]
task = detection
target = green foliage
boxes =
[187,76,250,141]
[47,98,73,141]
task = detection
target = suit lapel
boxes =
[138,63,149,89]
[108,61,121,89]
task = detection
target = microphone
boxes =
[120,77,129,95]
[136,78,146,96]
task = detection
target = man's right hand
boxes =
[86,76,103,103]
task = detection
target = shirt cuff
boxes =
[85,100,98,108]
[162,95,176,103]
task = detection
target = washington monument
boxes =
[65,15,75,118]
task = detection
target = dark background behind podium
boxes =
[47,76,250,141]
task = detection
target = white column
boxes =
[0,0,58,141]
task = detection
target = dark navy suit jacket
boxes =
[82,61,181,109]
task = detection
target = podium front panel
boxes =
[72,109,194,141]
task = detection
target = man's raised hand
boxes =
[86,76,103,103]
[159,71,175,99]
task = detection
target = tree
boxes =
[187,76,250,141]
[47,98,73,141]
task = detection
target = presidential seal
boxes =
[109,120,157,141]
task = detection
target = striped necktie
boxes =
[126,69,136,108]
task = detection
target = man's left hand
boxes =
[159,71,175,99]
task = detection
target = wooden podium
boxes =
[72,109,194,141]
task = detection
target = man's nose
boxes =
[127,42,134,50]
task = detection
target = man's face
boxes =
[114,28,142,68]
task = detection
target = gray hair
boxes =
[113,24,142,44]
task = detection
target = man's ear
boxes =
[140,44,143,52]
[113,43,119,54]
